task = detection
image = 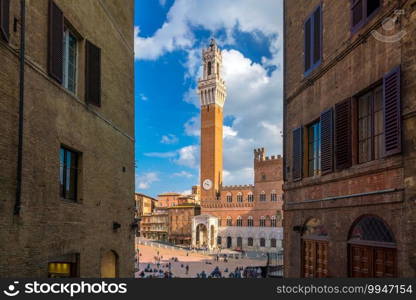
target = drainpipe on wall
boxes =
[14,0,26,215]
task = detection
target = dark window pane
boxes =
[308,121,321,176]
[313,7,321,64]
[367,0,380,17]
[352,0,364,27]
[60,147,78,201]
[59,149,65,197]
[304,18,312,72]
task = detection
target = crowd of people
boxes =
[136,247,266,279]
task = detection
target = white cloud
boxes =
[144,152,176,158]
[134,0,282,60]
[145,145,200,169]
[181,189,192,195]
[161,134,179,145]
[136,172,159,190]
[175,145,199,169]
[173,171,194,178]
[184,115,200,137]
[139,93,148,101]
[135,0,284,186]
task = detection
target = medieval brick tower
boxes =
[198,39,227,206]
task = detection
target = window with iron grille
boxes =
[59,147,79,201]
[237,193,243,202]
[247,217,253,227]
[247,193,254,202]
[248,237,253,246]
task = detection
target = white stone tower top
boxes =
[198,39,227,108]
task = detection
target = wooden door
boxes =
[349,245,396,277]
[302,239,328,278]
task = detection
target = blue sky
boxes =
[134,0,283,197]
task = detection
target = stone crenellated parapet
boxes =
[221,184,254,191]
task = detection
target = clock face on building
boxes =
[203,179,213,190]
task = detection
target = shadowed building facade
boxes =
[0,0,135,277]
[283,0,416,277]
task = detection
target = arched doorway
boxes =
[100,250,118,278]
[301,218,329,278]
[226,236,232,249]
[348,215,396,277]
[196,224,208,247]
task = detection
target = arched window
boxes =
[237,192,243,202]
[207,61,212,76]
[247,192,254,202]
[226,216,232,226]
[348,215,396,277]
[260,191,266,202]
[271,238,277,248]
[260,216,266,227]
[247,237,254,246]
[247,216,254,227]
[226,192,232,203]
[271,216,277,227]
[260,238,266,247]
[271,190,277,202]
[236,216,243,227]
[237,237,243,248]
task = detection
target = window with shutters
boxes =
[292,127,303,181]
[335,99,352,170]
[85,40,101,106]
[357,85,384,163]
[63,27,77,94]
[383,66,401,156]
[307,121,321,177]
[351,0,381,32]
[60,146,80,202]
[304,4,322,75]
[320,109,333,174]
[0,0,10,42]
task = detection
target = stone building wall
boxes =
[0,0,135,277]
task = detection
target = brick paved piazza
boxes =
[135,243,268,278]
